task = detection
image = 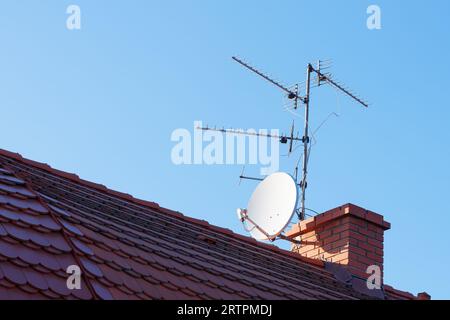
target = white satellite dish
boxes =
[240,172,298,241]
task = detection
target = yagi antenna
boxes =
[201,56,369,239]
[313,60,368,107]
[232,56,307,103]
[197,126,302,144]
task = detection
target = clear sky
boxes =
[0,0,449,298]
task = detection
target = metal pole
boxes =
[239,175,264,182]
[300,64,312,220]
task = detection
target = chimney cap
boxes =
[286,203,391,239]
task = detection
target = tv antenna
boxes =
[199,56,369,242]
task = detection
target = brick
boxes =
[330,238,349,250]
[321,207,345,221]
[318,229,332,240]
[301,230,316,240]
[368,223,383,233]
[375,233,384,241]
[330,252,349,263]
[366,211,384,226]
[298,243,314,250]
[302,236,318,245]
[330,223,353,235]
[349,217,368,228]
[340,216,352,225]
[322,233,340,245]
[348,230,367,242]
[347,204,367,219]
[299,219,315,232]
[320,243,335,253]
[286,224,301,238]
[355,254,376,266]
[344,206,351,214]
[326,219,342,228]
[315,225,324,233]
[348,223,361,232]
[308,253,321,260]
[357,227,377,239]
[319,251,337,261]
[305,249,320,258]
[337,258,349,265]
[298,245,316,255]
[302,238,318,247]
[348,237,359,246]
[358,241,377,254]
[368,238,383,249]
[350,245,367,257]
[315,211,335,226]
[347,260,368,271]
[367,252,383,264]
[339,230,350,239]
[298,222,308,233]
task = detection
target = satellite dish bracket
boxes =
[239,209,274,240]
[238,208,302,245]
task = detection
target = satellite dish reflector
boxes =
[244,172,298,241]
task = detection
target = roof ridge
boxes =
[1,161,99,299]
[0,148,327,272]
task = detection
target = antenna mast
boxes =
[299,64,312,220]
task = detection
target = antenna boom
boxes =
[197,126,302,142]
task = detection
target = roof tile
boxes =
[23,268,49,291]
[0,194,47,213]
[0,174,25,185]
[91,281,112,300]
[58,219,83,236]
[71,238,94,256]
[80,257,104,278]
[0,183,36,198]
[0,262,27,285]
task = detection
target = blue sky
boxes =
[0,1,449,298]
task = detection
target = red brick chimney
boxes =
[286,203,391,282]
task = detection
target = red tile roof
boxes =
[0,149,420,300]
